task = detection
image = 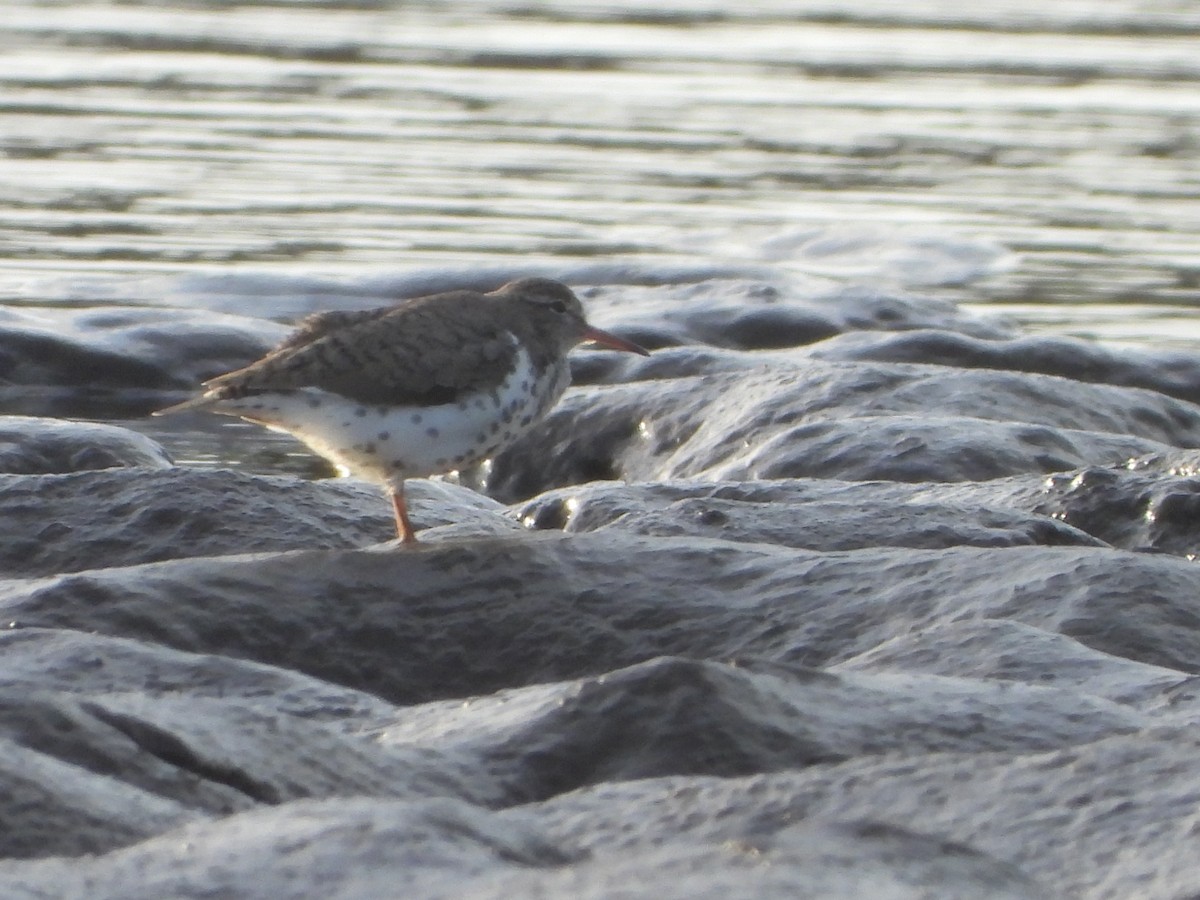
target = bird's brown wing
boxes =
[202,293,519,407]
[270,306,397,355]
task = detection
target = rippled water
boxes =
[3,0,1200,476]
[3,0,1198,333]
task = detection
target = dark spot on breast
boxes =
[355,407,367,417]
[364,443,377,455]
[475,433,486,444]
[307,397,322,409]
[426,427,440,439]
[390,459,406,469]
[490,422,500,434]
[519,415,532,426]
[411,413,423,424]
[378,431,391,441]
[435,457,447,467]
[520,380,530,392]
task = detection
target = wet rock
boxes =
[376,655,1143,803]
[518,482,1103,550]
[1028,456,1200,555]
[814,328,1200,404]
[516,457,1200,558]
[480,360,1200,502]
[0,415,172,474]
[0,531,1194,897]
[0,281,1013,404]
[903,452,1200,557]
[0,798,576,900]
[835,619,1189,708]
[0,628,487,859]
[816,328,1200,405]
[580,280,1014,351]
[0,306,284,393]
[7,273,1200,899]
[5,534,1200,705]
[0,798,1047,899]
[525,728,1200,900]
[0,467,511,577]
[0,628,1142,866]
[710,415,1164,482]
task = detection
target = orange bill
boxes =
[581,325,650,356]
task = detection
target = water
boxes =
[2,0,1199,470]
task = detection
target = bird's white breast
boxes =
[215,346,568,484]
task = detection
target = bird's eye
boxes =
[549,299,568,313]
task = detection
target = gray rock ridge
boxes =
[0,448,1197,899]
[515,727,1200,900]
[0,795,1051,899]
[0,623,1148,847]
[0,627,494,860]
[4,534,1200,703]
[0,607,1159,897]
[812,327,1200,405]
[0,279,1007,399]
[6,277,1200,897]
[577,280,1015,353]
[0,306,285,392]
[0,416,172,475]
[11,454,1200,584]
[478,358,1200,502]
[0,511,1194,896]
[0,466,508,578]
[515,455,1200,556]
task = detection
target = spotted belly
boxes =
[210,350,568,484]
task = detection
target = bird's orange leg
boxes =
[389,482,417,544]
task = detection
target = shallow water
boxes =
[3,0,1200,469]
[3,1,1198,313]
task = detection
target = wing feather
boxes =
[203,292,518,407]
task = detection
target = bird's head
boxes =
[493,277,649,357]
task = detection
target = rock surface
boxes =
[0,306,284,392]
[4,277,1200,898]
[0,416,172,475]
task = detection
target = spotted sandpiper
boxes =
[154,277,649,543]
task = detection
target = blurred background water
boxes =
[5,0,1200,331]
[2,0,1199,470]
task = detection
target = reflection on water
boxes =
[137,416,339,480]
[0,0,1197,340]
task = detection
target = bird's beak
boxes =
[581,325,650,356]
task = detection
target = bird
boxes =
[153,277,649,543]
